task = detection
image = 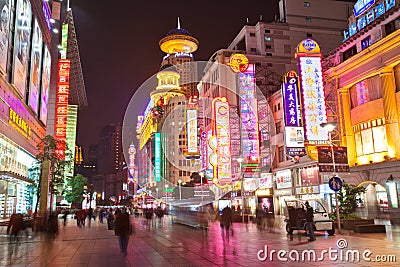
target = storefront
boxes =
[0,135,36,218]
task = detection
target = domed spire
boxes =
[159,19,199,54]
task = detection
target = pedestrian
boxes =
[305,201,316,242]
[99,208,105,223]
[107,208,115,230]
[114,209,133,256]
[7,213,24,243]
[87,207,93,227]
[220,206,233,242]
[46,212,59,240]
[62,210,69,226]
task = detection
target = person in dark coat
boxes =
[220,206,233,241]
[7,213,24,243]
[114,209,133,255]
[47,212,59,240]
[305,201,315,241]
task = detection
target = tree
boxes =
[35,135,71,217]
[65,174,88,207]
[337,182,366,217]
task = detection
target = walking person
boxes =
[114,209,133,256]
[305,201,316,242]
[220,206,233,242]
[7,213,24,243]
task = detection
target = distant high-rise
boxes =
[97,123,125,175]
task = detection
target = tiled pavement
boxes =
[0,216,399,266]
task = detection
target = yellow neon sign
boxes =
[8,108,31,140]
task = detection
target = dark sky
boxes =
[70,0,280,151]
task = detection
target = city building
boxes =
[136,20,201,200]
[323,0,400,223]
[0,0,57,218]
[197,0,355,215]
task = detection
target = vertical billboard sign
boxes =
[12,0,32,97]
[60,23,68,59]
[28,19,43,114]
[154,132,161,182]
[128,144,136,185]
[283,71,306,156]
[186,109,198,153]
[296,39,328,143]
[39,46,51,125]
[54,59,70,159]
[239,64,260,168]
[212,97,231,186]
[0,0,11,74]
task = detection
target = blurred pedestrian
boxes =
[305,201,315,242]
[62,210,69,226]
[7,213,24,243]
[46,212,59,240]
[220,206,233,242]
[107,208,115,230]
[114,209,133,256]
[99,208,105,223]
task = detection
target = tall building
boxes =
[198,0,355,214]
[97,123,125,175]
[137,20,201,196]
[324,0,400,223]
[0,0,56,218]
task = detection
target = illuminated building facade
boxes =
[136,21,200,198]
[0,0,56,218]
[324,0,400,223]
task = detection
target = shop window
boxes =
[361,36,371,50]
[342,45,357,61]
[354,119,388,157]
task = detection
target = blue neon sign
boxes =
[354,0,375,17]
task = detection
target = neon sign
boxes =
[354,0,375,17]
[283,71,301,127]
[344,0,395,41]
[54,59,71,159]
[186,109,198,153]
[8,108,31,139]
[212,97,231,186]
[228,53,249,73]
[239,64,260,171]
[154,133,161,182]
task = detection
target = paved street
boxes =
[0,216,399,266]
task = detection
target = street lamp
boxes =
[178,179,182,200]
[236,157,244,223]
[322,122,341,234]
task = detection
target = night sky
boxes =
[70,0,280,152]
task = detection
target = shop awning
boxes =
[0,171,34,183]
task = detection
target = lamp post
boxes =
[178,179,182,200]
[323,123,341,234]
[236,157,244,223]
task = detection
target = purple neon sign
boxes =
[283,72,300,127]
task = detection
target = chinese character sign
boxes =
[239,64,260,165]
[186,109,198,153]
[283,71,301,127]
[154,133,161,182]
[54,59,70,159]
[298,56,328,141]
[213,97,231,186]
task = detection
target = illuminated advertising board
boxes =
[60,23,68,59]
[39,46,51,125]
[186,109,198,153]
[212,97,231,186]
[299,56,327,142]
[28,19,43,114]
[275,169,292,189]
[54,59,71,159]
[128,144,136,184]
[239,64,260,169]
[344,0,395,41]
[154,132,161,182]
[0,0,11,73]
[12,0,32,97]
[143,99,154,119]
[283,71,301,127]
[206,130,214,180]
[42,0,52,30]
[228,53,249,73]
[300,166,320,185]
[296,39,327,143]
